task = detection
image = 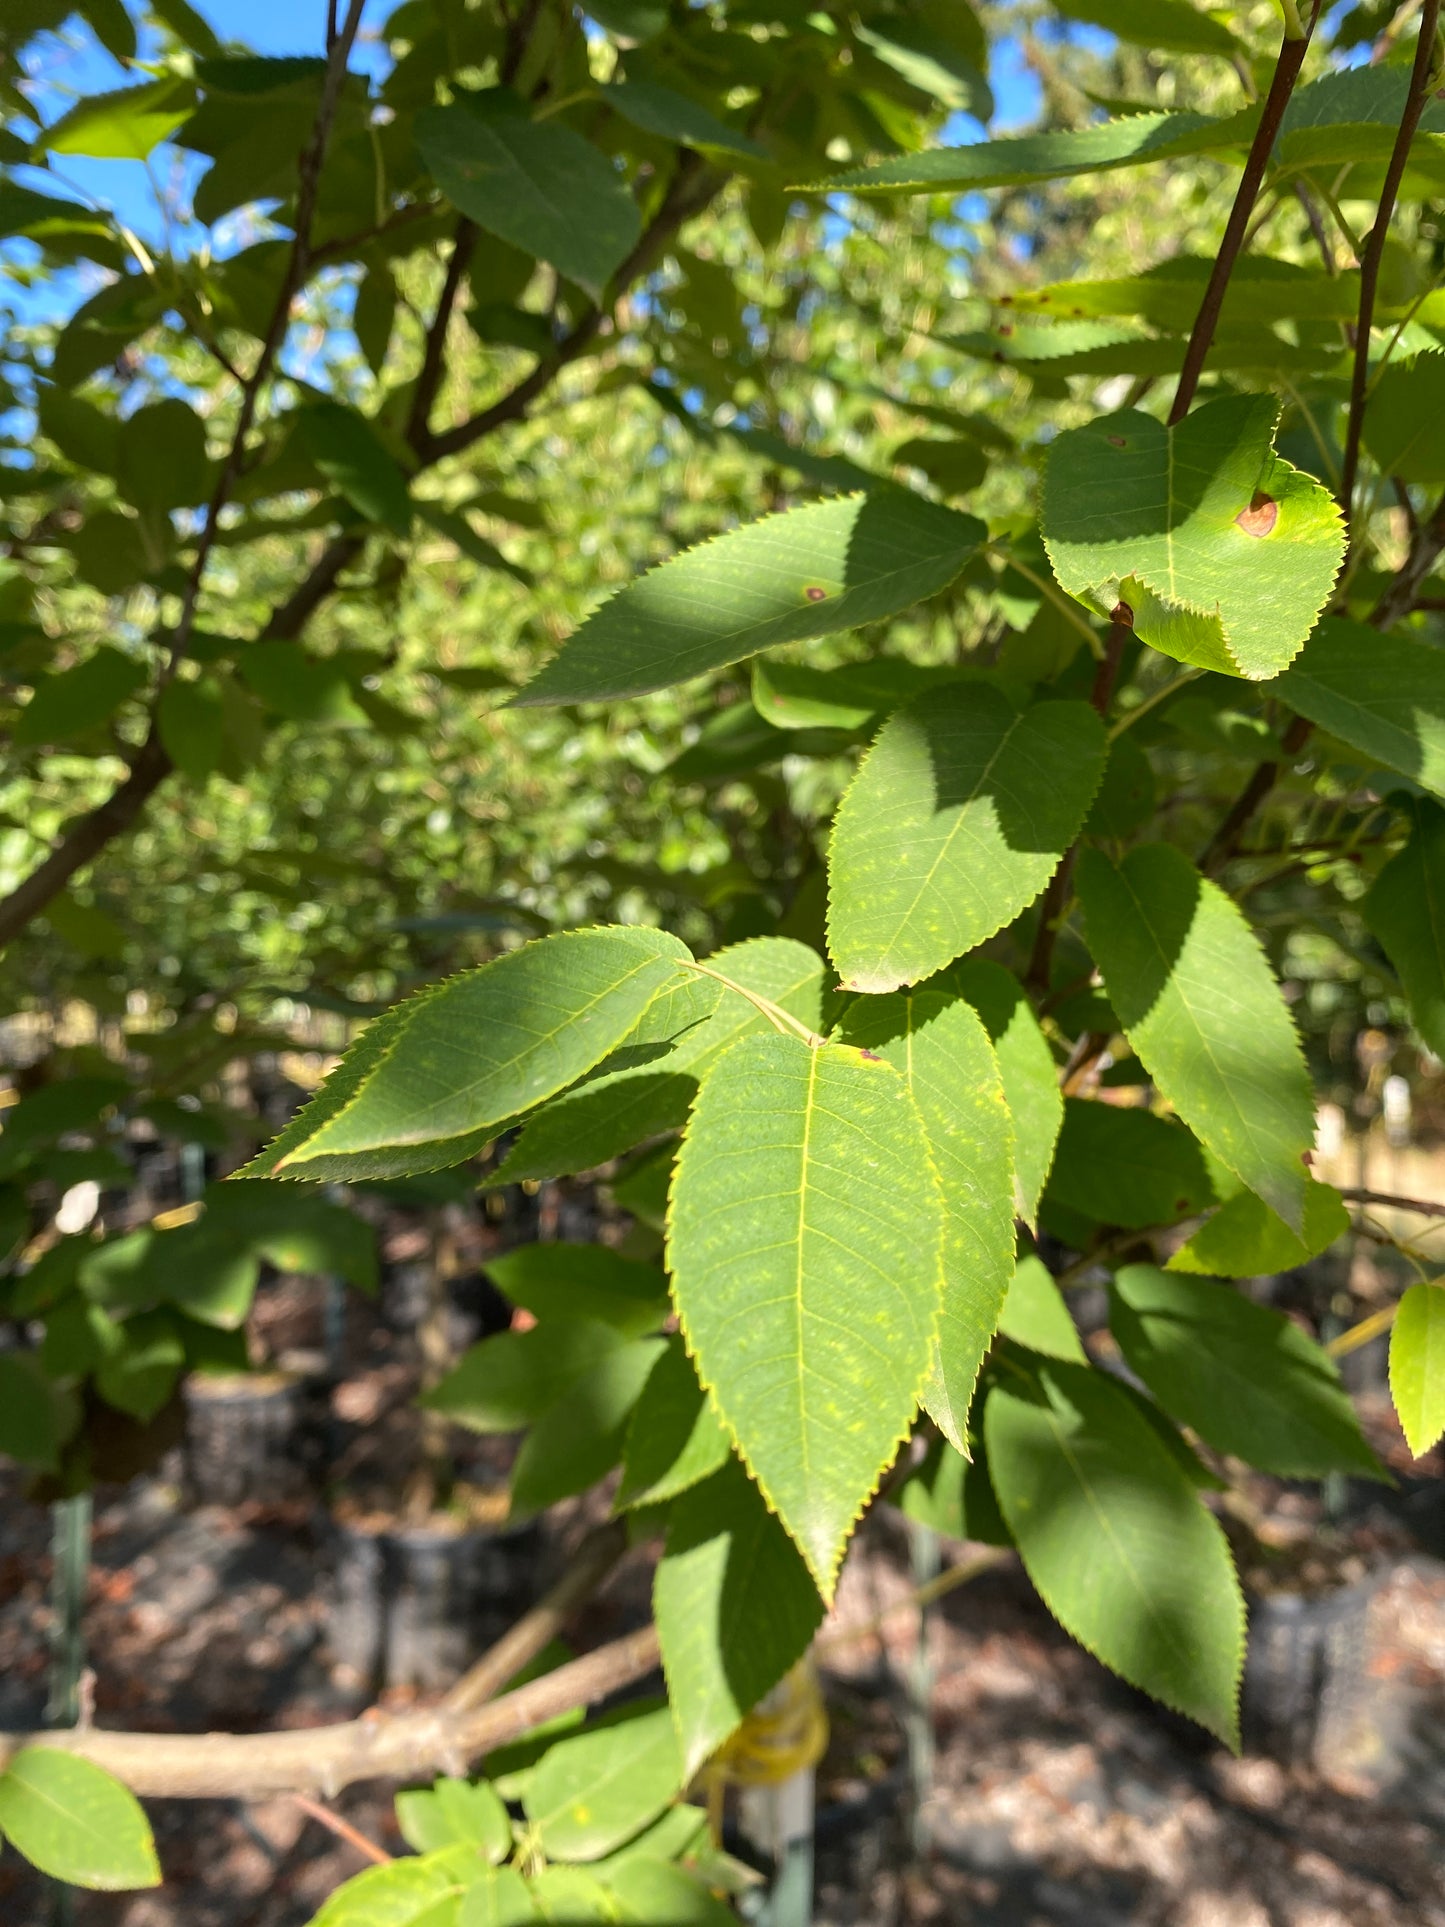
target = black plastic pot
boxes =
[327,1515,538,1692]
[184,1372,322,1507]
[1241,1570,1379,1767]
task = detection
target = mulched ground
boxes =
[2,1260,1444,1924]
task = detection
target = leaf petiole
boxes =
[674,959,827,1048]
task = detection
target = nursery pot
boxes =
[327,1511,538,1693]
[184,1371,322,1508]
[1241,1569,1381,1769]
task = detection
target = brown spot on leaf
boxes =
[804,585,828,602]
[1236,490,1279,538]
[1107,434,1128,448]
[858,1048,883,1062]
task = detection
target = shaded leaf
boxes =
[509,1335,665,1515]
[1274,619,1445,797]
[834,989,1014,1452]
[1042,396,1344,680]
[654,1457,823,1777]
[1078,846,1314,1232]
[485,1244,668,1337]
[619,1335,732,1507]
[294,403,413,536]
[985,1356,1244,1743]
[1044,1098,1215,1231]
[1364,352,1445,482]
[996,1254,1085,1362]
[827,686,1107,993]
[1110,1265,1381,1479]
[1363,795,1445,1059]
[516,493,983,705]
[395,1778,511,1862]
[1167,1178,1349,1277]
[418,89,641,301]
[951,958,1063,1226]
[14,646,145,746]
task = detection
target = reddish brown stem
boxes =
[1168,8,1318,426]
[1338,0,1442,534]
[292,1795,393,1865]
[1026,616,1131,992]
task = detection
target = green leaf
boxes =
[1363,796,1445,1059]
[42,78,194,159]
[1055,0,1240,54]
[601,1856,739,1924]
[996,1254,1085,1362]
[1273,619,1445,797]
[492,938,827,1184]
[294,403,413,536]
[460,1867,539,1926]
[260,927,692,1180]
[1110,1265,1383,1479]
[1078,845,1314,1233]
[603,82,767,161]
[585,0,667,40]
[854,19,991,119]
[523,1702,684,1861]
[1043,1098,1215,1231]
[1167,1178,1349,1277]
[515,493,983,705]
[891,1430,1012,1544]
[93,1309,185,1421]
[751,656,956,732]
[985,1356,1244,1744]
[311,1847,484,1925]
[116,398,210,511]
[826,686,1107,993]
[528,1868,613,1921]
[509,1335,666,1515]
[1041,396,1344,680]
[14,646,146,746]
[668,1034,943,1594]
[1390,1282,1445,1458]
[237,641,369,726]
[810,108,1245,194]
[655,1457,823,1778]
[0,1354,73,1471]
[417,89,641,301]
[0,1750,160,1890]
[834,990,1014,1453]
[485,1244,668,1337]
[396,1779,511,1862]
[151,0,224,55]
[422,1320,629,1433]
[157,675,224,783]
[619,1334,731,1507]
[892,434,988,496]
[1363,352,1445,483]
[951,959,1063,1226]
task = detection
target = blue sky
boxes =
[4,0,1044,333]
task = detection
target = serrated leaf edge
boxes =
[663,1035,944,1602]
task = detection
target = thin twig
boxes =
[1338,0,1442,541]
[292,1794,392,1865]
[404,219,479,451]
[1339,1186,1445,1219]
[443,1521,628,1715]
[1026,614,1131,991]
[1168,2,1319,425]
